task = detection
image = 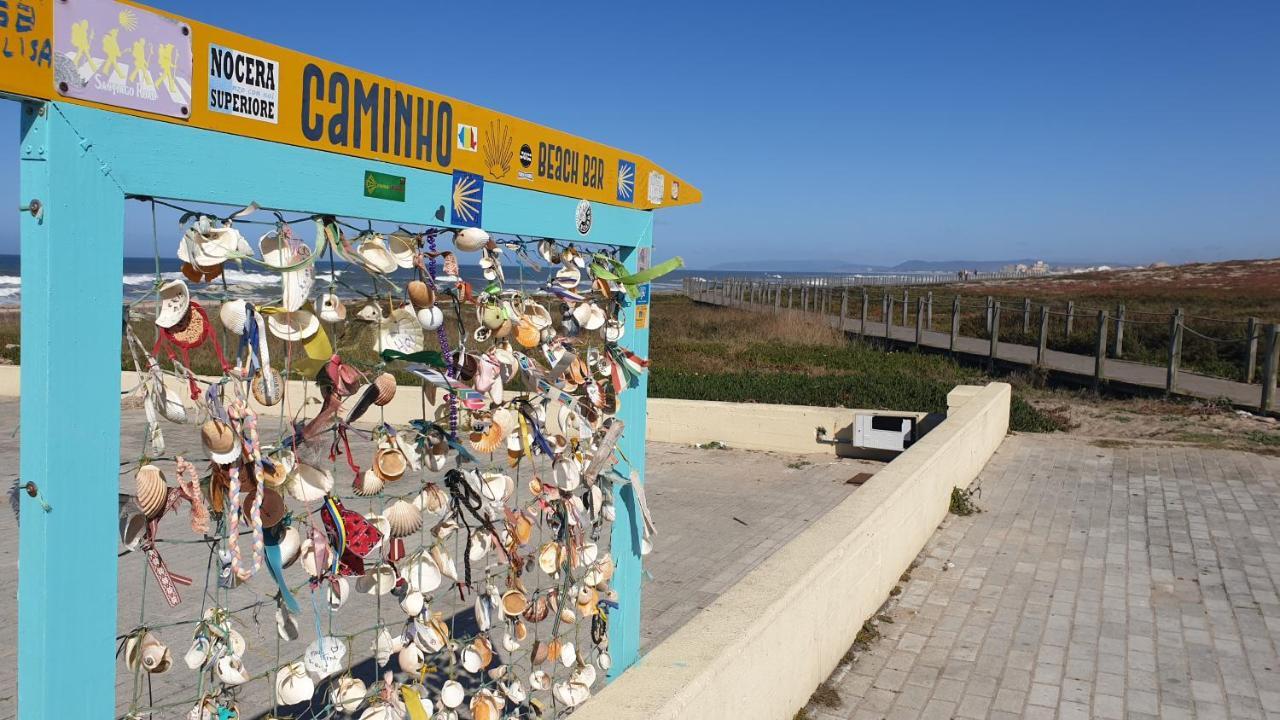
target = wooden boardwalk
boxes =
[687,287,1277,413]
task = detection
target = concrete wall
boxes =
[572,382,1011,720]
[648,397,928,456]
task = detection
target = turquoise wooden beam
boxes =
[18,100,126,718]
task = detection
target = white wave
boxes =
[0,276,20,286]
[0,287,20,298]
[222,269,282,286]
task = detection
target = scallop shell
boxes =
[440,679,466,709]
[385,500,423,538]
[468,420,506,454]
[470,690,500,720]
[372,372,397,406]
[275,661,314,705]
[373,447,408,482]
[538,542,565,577]
[355,470,384,497]
[402,555,441,594]
[135,464,168,519]
[219,299,249,335]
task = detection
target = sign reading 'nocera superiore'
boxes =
[1,0,700,211]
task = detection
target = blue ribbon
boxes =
[263,526,300,613]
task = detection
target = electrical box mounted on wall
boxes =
[853,414,917,452]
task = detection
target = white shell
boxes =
[440,680,466,709]
[417,306,445,331]
[378,308,424,355]
[402,555,442,593]
[553,680,591,707]
[356,563,397,595]
[275,662,315,705]
[372,629,397,665]
[400,591,425,617]
[219,300,250,335]
[574,663,598,687]
[500,679,527,704]
[454,227,490,252]
[288,463,333,502]
[552,457,581,492]
[331,675,367,713]
[598,651,612,671]
[134,464,168,519]
[385,499,424,538]
[469,530,493,562]
[560,640,577,667]
[216,656,250,686]
[529,670,551,691]
[326,576,350,610]
[358,704,403,720]
[318,291,347,323]
[398,644,425,674]
[461,646,485,674]
[184,636,212,671]
[502,632,521,653]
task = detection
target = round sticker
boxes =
[575,199,593,236]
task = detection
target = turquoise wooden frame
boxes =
[15,99,652,718]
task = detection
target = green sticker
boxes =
[363,171,406,201]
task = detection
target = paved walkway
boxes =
[692,290,1269,411]
[0,399,875,718]
[809,434,1280,720]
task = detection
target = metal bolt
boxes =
[180,106,189,116]
[58,81,69,93]
[21,199,42,217]
[24,482,37,498]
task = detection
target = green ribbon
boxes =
[591,255,684,298]
[380,349,447,366]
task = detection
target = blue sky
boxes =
[1,0,1277,268]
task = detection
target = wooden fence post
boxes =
[989,301,1001,369]
[1037,306,1049,366]
[1065,300,1075,336]
[1246,316,1259,383]
[1114,304,1126,358]
[985,296,993,333]
[840,290,849,328]
[788,286,794,309]
[915,297,925,348]
[950,296,961,352]
[801,287,808,313]
[926,291,933,329]
[882,292,890,328]
[860,286,870,338]
[1095,310,1108,390]
[901,289,909,326]
[884,297,893,342]
[1261,324,1279,411]
[1023,297,1032,334]
[1167,309,1183,394]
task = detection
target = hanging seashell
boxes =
[407,280,435,309]
[470,689,501,720]
[373,446,408,483]
[372,629,398,666]
[251,366,284,407]
[431,545,458,582]
[372,372,397,406]
[384,499,423,538]
[400,590,425,617]
[468,419,506,454]
[454,227,490,252]
[538,541,565,577]
[402,555,441,594]
[354,470,384,497]
[134,464,168,519]
[398,644,425,674]
[275,661,315,705]
[413,483,449,515]
[440,679,466,709]
[330,675,367,713]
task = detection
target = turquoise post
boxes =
[18,101,126,718]
[608,214,654,677]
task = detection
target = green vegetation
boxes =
[648,295,1068,433]
[950,486,981,516]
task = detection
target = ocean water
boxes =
[0,254,833,307]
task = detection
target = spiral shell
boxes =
[354,470,384,497]
[407,280,435,309]
[135,464,168,519]
[371,373,397,406]
[384,499,423,538]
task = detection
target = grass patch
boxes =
[950,486,981,516]
[1245,430,1280,446]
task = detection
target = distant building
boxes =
[1029,260,1049,275]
